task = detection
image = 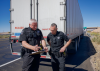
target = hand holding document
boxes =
[30,49,46,55]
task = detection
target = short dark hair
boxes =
[51,23,57,28]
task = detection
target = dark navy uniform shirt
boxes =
[18,27,44,51]
[47,31,69,52]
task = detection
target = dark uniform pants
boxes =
[51,54,65,71]
[22,52,40,71]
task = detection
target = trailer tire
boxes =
[75,39,78,53]
[77,38,79,48]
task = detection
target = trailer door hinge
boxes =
[9,9,14,11]
[30,4,33,6]
[36,3,39,5]
[9,20,14,23]
[60,17,66,20]
[60,2,66,5]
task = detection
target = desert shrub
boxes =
[92,37,96,42]
[97,36,100,44]
[90,32,99,36]
[87,31,91,33]
[0,35,2,38]
[0,35,10,38]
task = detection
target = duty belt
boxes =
[51,52,63,57]
[51,51,66,57]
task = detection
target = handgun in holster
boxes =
[63,51,67,57]
[56,52,67,57]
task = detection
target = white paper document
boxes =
[30,50,46,55]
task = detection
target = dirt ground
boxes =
[92,27,100,33]
[0,32,9,34]
[89,37,100,71]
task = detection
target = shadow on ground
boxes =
[40,36,96,71]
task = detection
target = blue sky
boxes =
[0,0,100,32]
[78,0,100,28]
[0,0,10,32]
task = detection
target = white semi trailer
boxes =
[9,0,83,58]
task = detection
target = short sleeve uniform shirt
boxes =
[19,27,44,46]
[47,31,69,52]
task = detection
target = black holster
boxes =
[53,52,63,57]
[21,47,26,58]
[48,48,52,56]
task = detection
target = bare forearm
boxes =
[63,39,72,49]
[41,40,46,47]
[22,41,35,50]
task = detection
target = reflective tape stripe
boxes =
[41,56,46,58]
[43,36,47,38]
[12,52,20,55]
[12,53,18,55]
[41,55,51,59]
[11,36,16,37]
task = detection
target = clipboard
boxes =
[30,49,46,55]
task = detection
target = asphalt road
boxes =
[0,35,96,71]
[0,38,20,65]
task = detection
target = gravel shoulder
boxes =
[88,35,100,71]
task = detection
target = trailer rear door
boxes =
[10,0,30,39]
[37,0,66,37]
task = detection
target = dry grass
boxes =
[87,31,100,44]
[0,35,10,38]
[88,31,100,71]
[87,31,100,36]
[91,32,100,36]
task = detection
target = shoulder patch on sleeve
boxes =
[21,30,24,34]
[37,30,40,33]
[21,28,27,35]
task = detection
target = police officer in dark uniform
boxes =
[19,19,48,71]
[47,23,71,71]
